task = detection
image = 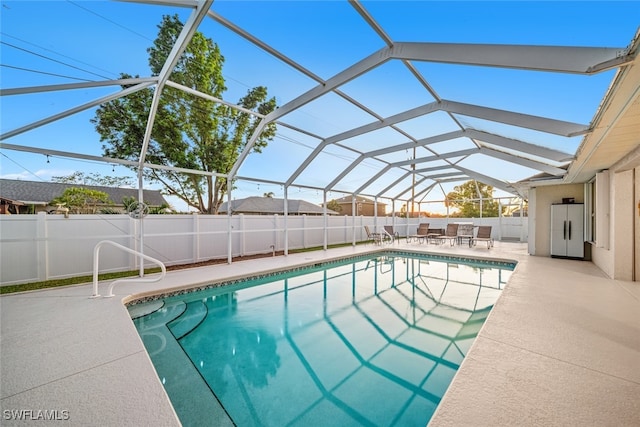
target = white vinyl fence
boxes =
[0,212,527,285]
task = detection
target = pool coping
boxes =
[123,248,517,306]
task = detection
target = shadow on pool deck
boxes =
[1,241,639,426]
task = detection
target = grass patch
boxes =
[1,241,372,295]
[289,241,367,253]
[0,268,162,295]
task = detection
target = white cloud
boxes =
[0,168,75,181]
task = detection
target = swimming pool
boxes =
[129,252,515,426]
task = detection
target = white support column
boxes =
[352,195,357,246]
[344,214,348,244]
[240,214,246,257]
[127,215,134,271]
[392,199,396,229]
[303,214,307,249]
[284,187,289,256]
[323,191,328,250]
[498,201,503,241]
[36,212,47,282]
[273,214,279,254]
[227,186,233,264]
[374,196,379,233]
[137,177,145,278]
[520,198,526,242]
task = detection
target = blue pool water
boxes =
[129,252,515,426]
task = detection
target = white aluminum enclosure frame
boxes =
[0,0,637,263]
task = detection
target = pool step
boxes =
[131,300,187,328]
[168,300,208,340]
[456,306,492,340]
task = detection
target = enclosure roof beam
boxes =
[287,97,584,189]
[285,101,441,186]
[353,165,393,195]
[451,165,516,195]
[137,0,212,168]
[413,165,458,174]
[389,42,633,74]
[0,143,227,178]
[440,100,589,137]
[395,176,433,201]
[478,147,568,176]
[354,148,472,194]
[374,171,412,198]
[365,130,465,158]
[395,173,465,201]
[373,164,454,198]
[0,81,155,141]
[391,148,479,168]
[466,129,574,162]
[0,77,158,97]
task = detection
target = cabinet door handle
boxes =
[568,221,572,240]
[563,221,567,240]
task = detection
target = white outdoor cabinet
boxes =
[550,204,584,258]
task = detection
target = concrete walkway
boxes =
[1,241,639,426]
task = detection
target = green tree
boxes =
[122,196,171,214]
[52,172,134,188]
[326,199,342,213]
[263,192,275,198]
[91,14,277,214]
[50,187,112,214]
[446,180,500,217]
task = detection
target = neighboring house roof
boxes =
[219,196,339,215]
[332,195,386,205]
[0,179,168,206]
[0,196,24,206]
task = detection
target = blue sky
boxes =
[1,1,639,212]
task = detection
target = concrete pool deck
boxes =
[1,241,639,426]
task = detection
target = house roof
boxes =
[219,196,338,215]
[332,195,386,205]
[0,179,168,207]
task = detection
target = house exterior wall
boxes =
[590,166,639,281]
[636,168,640,281]
[531,169,638,281]
[613,169,634,280]
[529,184,584,257]
[338,201,386,216]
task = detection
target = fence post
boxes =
[129,216,138,272]
[239,214,245,257]
[274,214,279,253]
[303,214,307,249]
[36,212,47,282]
[192,213,199,264]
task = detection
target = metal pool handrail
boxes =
[91,240,166,298]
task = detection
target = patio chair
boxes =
[407,223,429,243]
[364,225,383,245]
[436,223,459,246]
[383,225,400,244]
[457,224,475,247]
[472,225,494,248]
